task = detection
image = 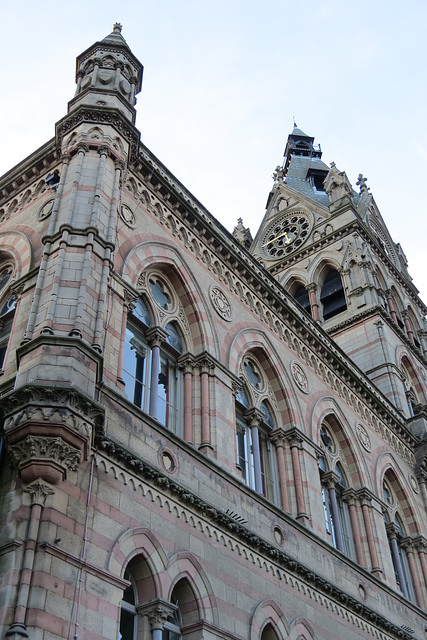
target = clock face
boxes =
[261,212,311,258]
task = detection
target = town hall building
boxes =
[0,24,426,640]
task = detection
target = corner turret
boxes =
[69,23,143,123]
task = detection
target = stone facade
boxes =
[0,24,426,640]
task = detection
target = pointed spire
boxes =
[101,22,131,50]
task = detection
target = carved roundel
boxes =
[409,474,419,494]
[120,204,136,228]
[38,199,54,221]
[356,423,371,452]
[260,211,312,259]
[291,362,309,393]
[210,285,233,321]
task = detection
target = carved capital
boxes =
[177,353,195,374]
[385,522,400,540]
[306,282,317,293]
[138,599,178,630]
[8,435,81,485]
[77,142,89,154]
[244,407,264,428]
[98,145,110,157]
[270,428,288,448]
[146,327,169,348]
[24,479,55,505]
[115,158,126,171]
[322,471,340,490]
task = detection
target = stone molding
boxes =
[1,384,105,483]
[97,435,415,640]
[55,105,140,163]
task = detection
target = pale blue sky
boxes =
[1,1,426,302]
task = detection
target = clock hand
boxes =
[262,230,289,247]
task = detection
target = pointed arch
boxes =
[250,600,290,640]
[107,526,167,599]
[166,551,218,626]
[119,239,219,358]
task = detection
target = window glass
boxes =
[320,270,347,320]
[149,277,172,310]
[165,322,183,353]
[133,297,152,326]
[260,400,275,430]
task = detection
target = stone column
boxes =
[414,536,427,593]
[195,354,215,454]
[401,311,415,344]
[306,283,319,321]
[287,432,309,525]
[270,429,290,513]
[178,354,195,444]
[138,599,178,640]
[6,480,54,640]
[245,408,264,494]
[385,289,398,324]
[359,491,382,576]
[402,538,424,608]
[146,328,168,421]
[343,489,365,566]
[386,523,409,598]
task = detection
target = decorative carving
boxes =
[291,362,309,393]
[120,203,136,228]
[356,423,371,452]
[24,479,55,505]
[409,474,419,494]
[37,198,54,220]
[210,285,233,321]
[8,435,81,484]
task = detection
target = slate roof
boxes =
[286,155,331,206]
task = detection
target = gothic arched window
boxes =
[382,477,416,602]
[293,284,311,315]
[235,357,278,504]
[119,570,137,640]
[123,290,184,435]
[320,269,347,320]
[0,264,16,371]
[318,424,356,560]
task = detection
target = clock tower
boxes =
[250,125,427,418]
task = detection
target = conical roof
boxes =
[101,23,130,50]
[291,125,311,138]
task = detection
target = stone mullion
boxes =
[288,433,308,525]
[1,288,22,373]
[359,491,382,576]
[416,471,427,510]
[93,159,124,351]
[7,480,54,638]
[245,408,264,495]
[117,295,136,384]
[146,327,168,421]
[323,471,344,553]
[402,538,425,608]
[270,429,289,513]
[23,154,71,342]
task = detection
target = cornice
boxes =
[55,105,141,163]
[95,435,417,640]
[0,139,59,206]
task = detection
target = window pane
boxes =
[123,327,147,409]
[119,608,135,640]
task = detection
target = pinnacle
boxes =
[101,22,131,50]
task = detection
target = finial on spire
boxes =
[356,173,369,193]
[293,116,297,128]
[113,22,122,33]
